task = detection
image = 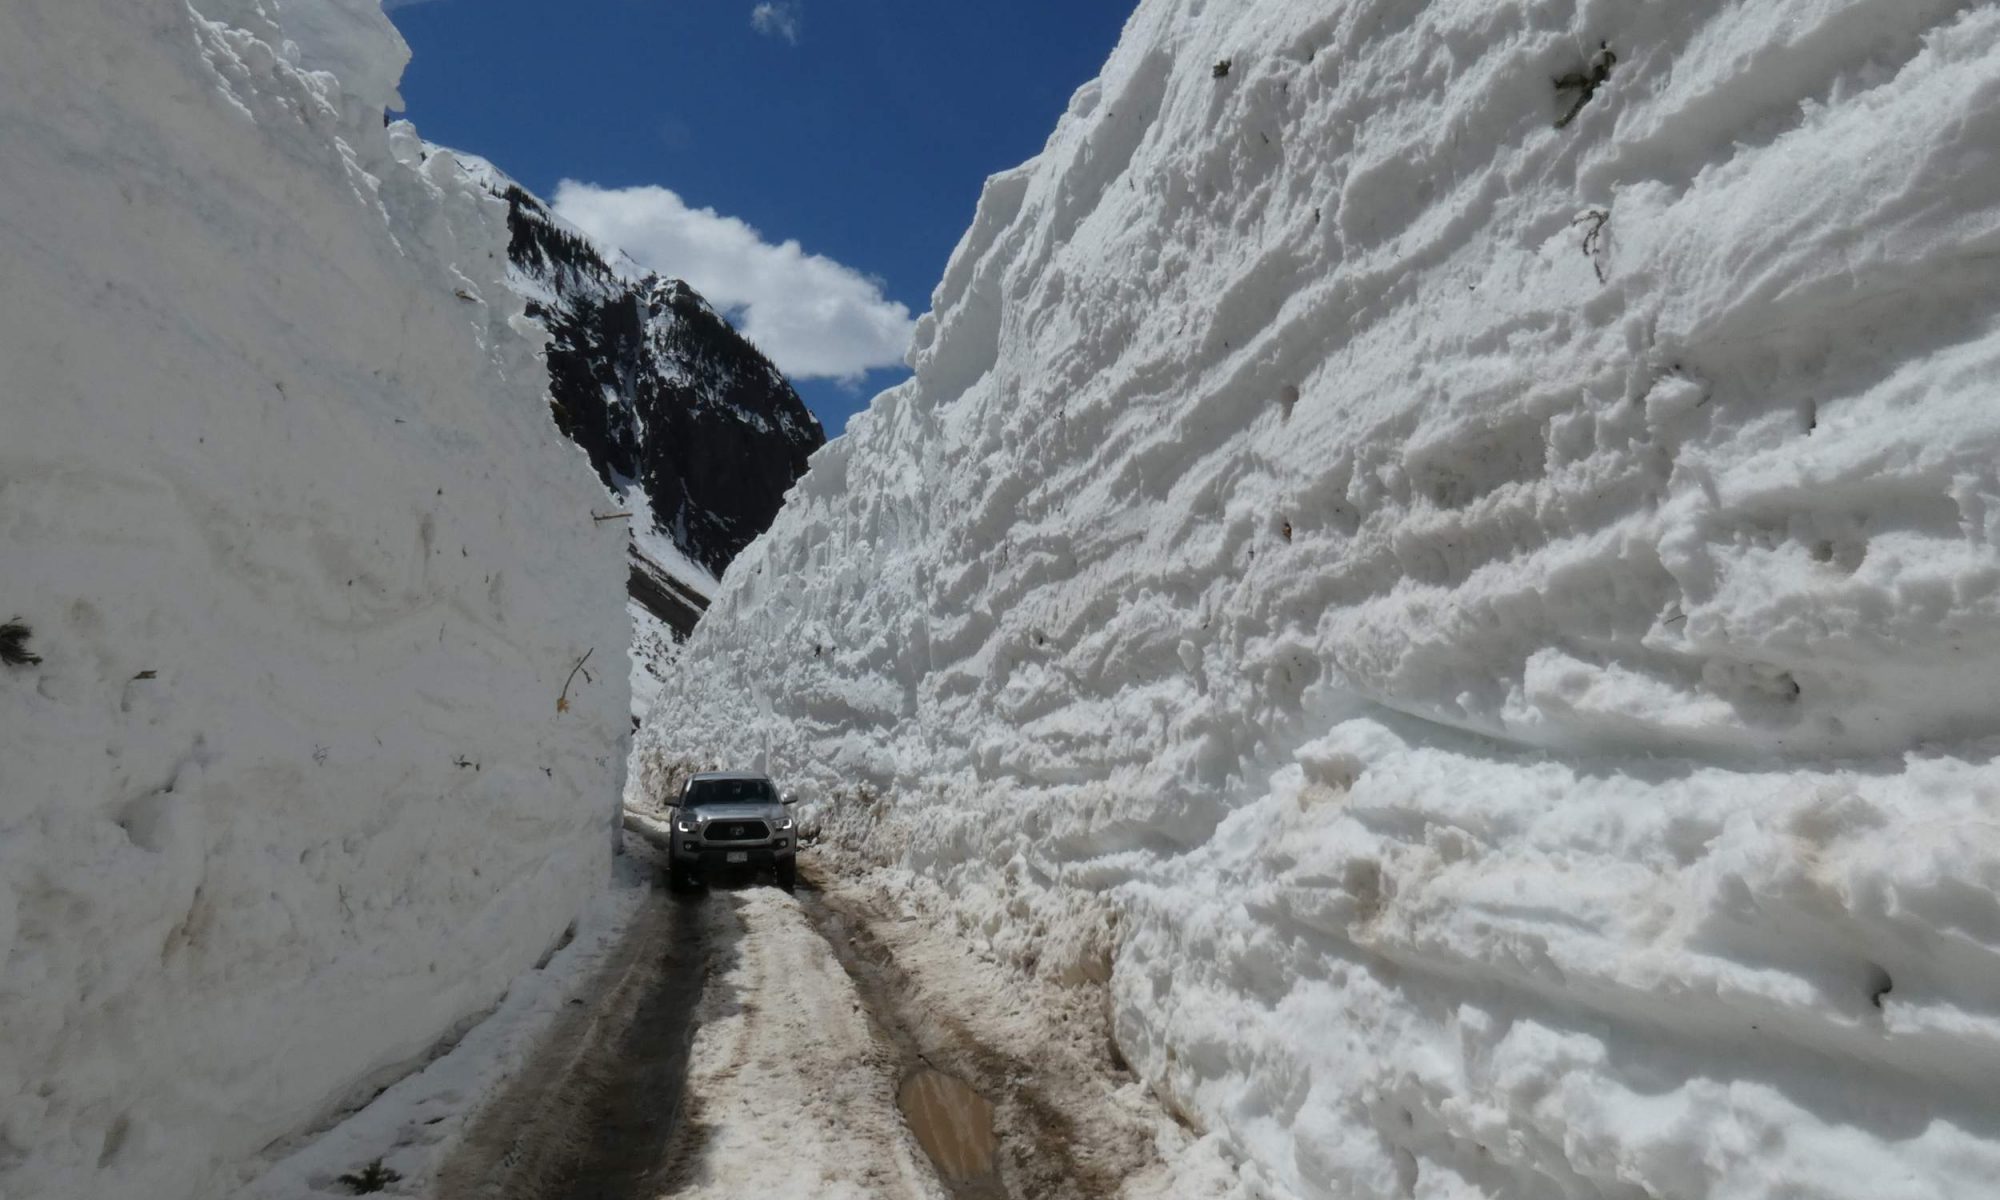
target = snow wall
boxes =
[644,0,2000,1196]
[0,2,628,1197]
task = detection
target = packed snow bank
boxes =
[0,2,628,1198]
[644,1,2000,1195]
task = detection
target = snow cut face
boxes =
[0,2,628,1198]
[645,0,2000,1195]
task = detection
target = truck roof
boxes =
[687,770,771,782]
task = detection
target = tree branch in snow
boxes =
[335,1158,401,1194]
[1,620,41,666]
[1554,43,1616,128]
[1573,208,1610,282]
[556,648,594,714]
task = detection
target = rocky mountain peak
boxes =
[480,162,825,595]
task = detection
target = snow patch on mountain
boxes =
[0,2,627,1198]
[643,0,2000,1195]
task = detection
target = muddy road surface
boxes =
[434,887,719,1200]
[435,849,1186,1200]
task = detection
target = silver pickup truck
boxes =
[666,771,799,891]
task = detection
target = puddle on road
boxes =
[802,882,1015,1198]
[899,1069,999,1183]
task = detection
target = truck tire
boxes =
[775,860,797,892]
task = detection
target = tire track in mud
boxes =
[435,847,1154,1200]
[795,867,1142,1200]
[434,883,732,1200]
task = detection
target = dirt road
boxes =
[435,841,1218,1200]
[433,883,715,1200]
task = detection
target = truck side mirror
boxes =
[782,791,799,806]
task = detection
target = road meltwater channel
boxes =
[898,1069,1000,1184]
[797,875,1018,1200]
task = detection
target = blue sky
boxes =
[384,0,1133,434]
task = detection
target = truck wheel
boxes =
[775,860,797,892]
[668,858,694,892]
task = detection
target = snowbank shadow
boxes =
[433,883,741,1200]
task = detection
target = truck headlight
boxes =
[675,818,697,834]
[775,816,795,832]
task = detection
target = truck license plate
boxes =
[727,851,748,864]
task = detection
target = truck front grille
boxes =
[704,821,770,842]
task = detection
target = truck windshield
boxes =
[684,778,775,807]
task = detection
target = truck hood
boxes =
[683,803,783,822]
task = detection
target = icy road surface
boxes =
[434,838,1249,1200]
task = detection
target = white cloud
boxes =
[750,2,802,44]
[553,181,914,382]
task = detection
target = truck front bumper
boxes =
[671,840,795,869]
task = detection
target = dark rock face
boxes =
[628,557,708,642]
[495,179,825,581]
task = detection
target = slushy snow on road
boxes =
[642,0,2000,1196]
